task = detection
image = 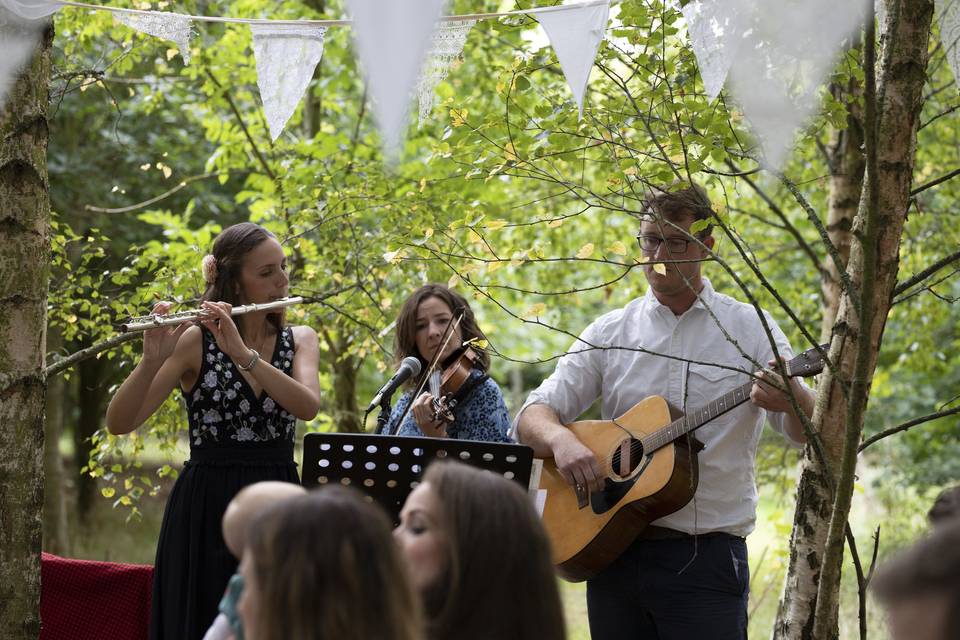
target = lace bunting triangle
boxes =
[681,0,745,102]
[113,10,195,64]
[417,19,475,127]
[251,23,327,141]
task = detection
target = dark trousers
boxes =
[586,532,749,640]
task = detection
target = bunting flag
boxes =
[681,0,744,102]
[113,9,194,64]
[937,0,960,92]
[536,0,609,118]
[1,0,615,152]
[722,0,864,167]
[0,0,61,19]
[0,6,45,109]
[346,0,448,162]
[251,23,327,141]
[417,19,475,127]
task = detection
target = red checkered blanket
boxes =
[41,553,153,640]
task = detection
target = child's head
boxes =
[222,481,306,558]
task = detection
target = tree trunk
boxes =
[774,2,935,638]
[821,78,865,339]
[331,339,362,433]
[0,14,51,640]
[773,71,866,640]
[74,353,108,521]
[43,328,69,554]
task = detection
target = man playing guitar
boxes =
[515,183,815,640]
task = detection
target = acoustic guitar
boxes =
[538,345,826,581]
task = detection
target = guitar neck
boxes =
[641,380,754,454]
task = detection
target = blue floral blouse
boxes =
[182,327,297,447]
[384,368,514,442]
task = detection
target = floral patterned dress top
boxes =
[184,326,297,448]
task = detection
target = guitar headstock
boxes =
[785,344,829,378]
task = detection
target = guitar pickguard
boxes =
[590,454,654,515]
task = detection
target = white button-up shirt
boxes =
[515,279,806,537]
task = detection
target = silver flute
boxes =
[120,297,304,333]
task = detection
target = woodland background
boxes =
[1,0,958,638]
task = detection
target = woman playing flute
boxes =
[106,222,321,640]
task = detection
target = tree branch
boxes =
[83,171,243,213]
[728,161,823,273]
[45,333,139,379]
[891,248,960,300]
[858,405,960,452]
[205,69,275,180]
[910,167,960,196]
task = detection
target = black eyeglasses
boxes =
[636,235,696,254]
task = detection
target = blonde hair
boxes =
[221,481,306,558]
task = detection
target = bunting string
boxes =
[55,0,608,26]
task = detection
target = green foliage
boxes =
[47,0,960,552]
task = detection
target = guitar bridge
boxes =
[575,483,589,509]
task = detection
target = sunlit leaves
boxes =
[576,243,595,259]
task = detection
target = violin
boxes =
[427,343,482,426]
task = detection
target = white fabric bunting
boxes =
[113,10,195,64]
[719,0,864,168]
[417,19,475,127]
[0,7,45,110]
[251,23,327,141]
[681,0,744,102]
[536,0,609,118]
[937,0,960,92]
[0,0,60,20]
[346,0,448,162]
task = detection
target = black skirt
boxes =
[149,444,299,640]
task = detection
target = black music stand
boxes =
[301,432,535,522]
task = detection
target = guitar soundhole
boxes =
[611,438,644,479]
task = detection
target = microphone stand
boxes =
[373,396,393,435]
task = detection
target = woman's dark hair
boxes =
[871,519,960,639]
[394,284,491,382]
[245,486,422,640]
[419,461,565,640]
[202,222,284,334]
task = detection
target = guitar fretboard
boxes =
[641,380,754,453]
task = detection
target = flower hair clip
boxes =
[201,254,219,284]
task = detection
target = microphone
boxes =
[366,356,422,412]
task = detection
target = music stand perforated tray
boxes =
[302,433,534,521]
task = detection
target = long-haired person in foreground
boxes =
[384,283,512,442]
[871,518,960,640]
[394,461,565,640]
[106,223,321,640]
[238,487,423,640]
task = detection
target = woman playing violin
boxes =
[383,284,512,442]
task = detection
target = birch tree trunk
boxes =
[0,13,52,640]
[774,1,935,638]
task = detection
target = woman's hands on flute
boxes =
[198,301,251,363]
[142,302,191,364]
